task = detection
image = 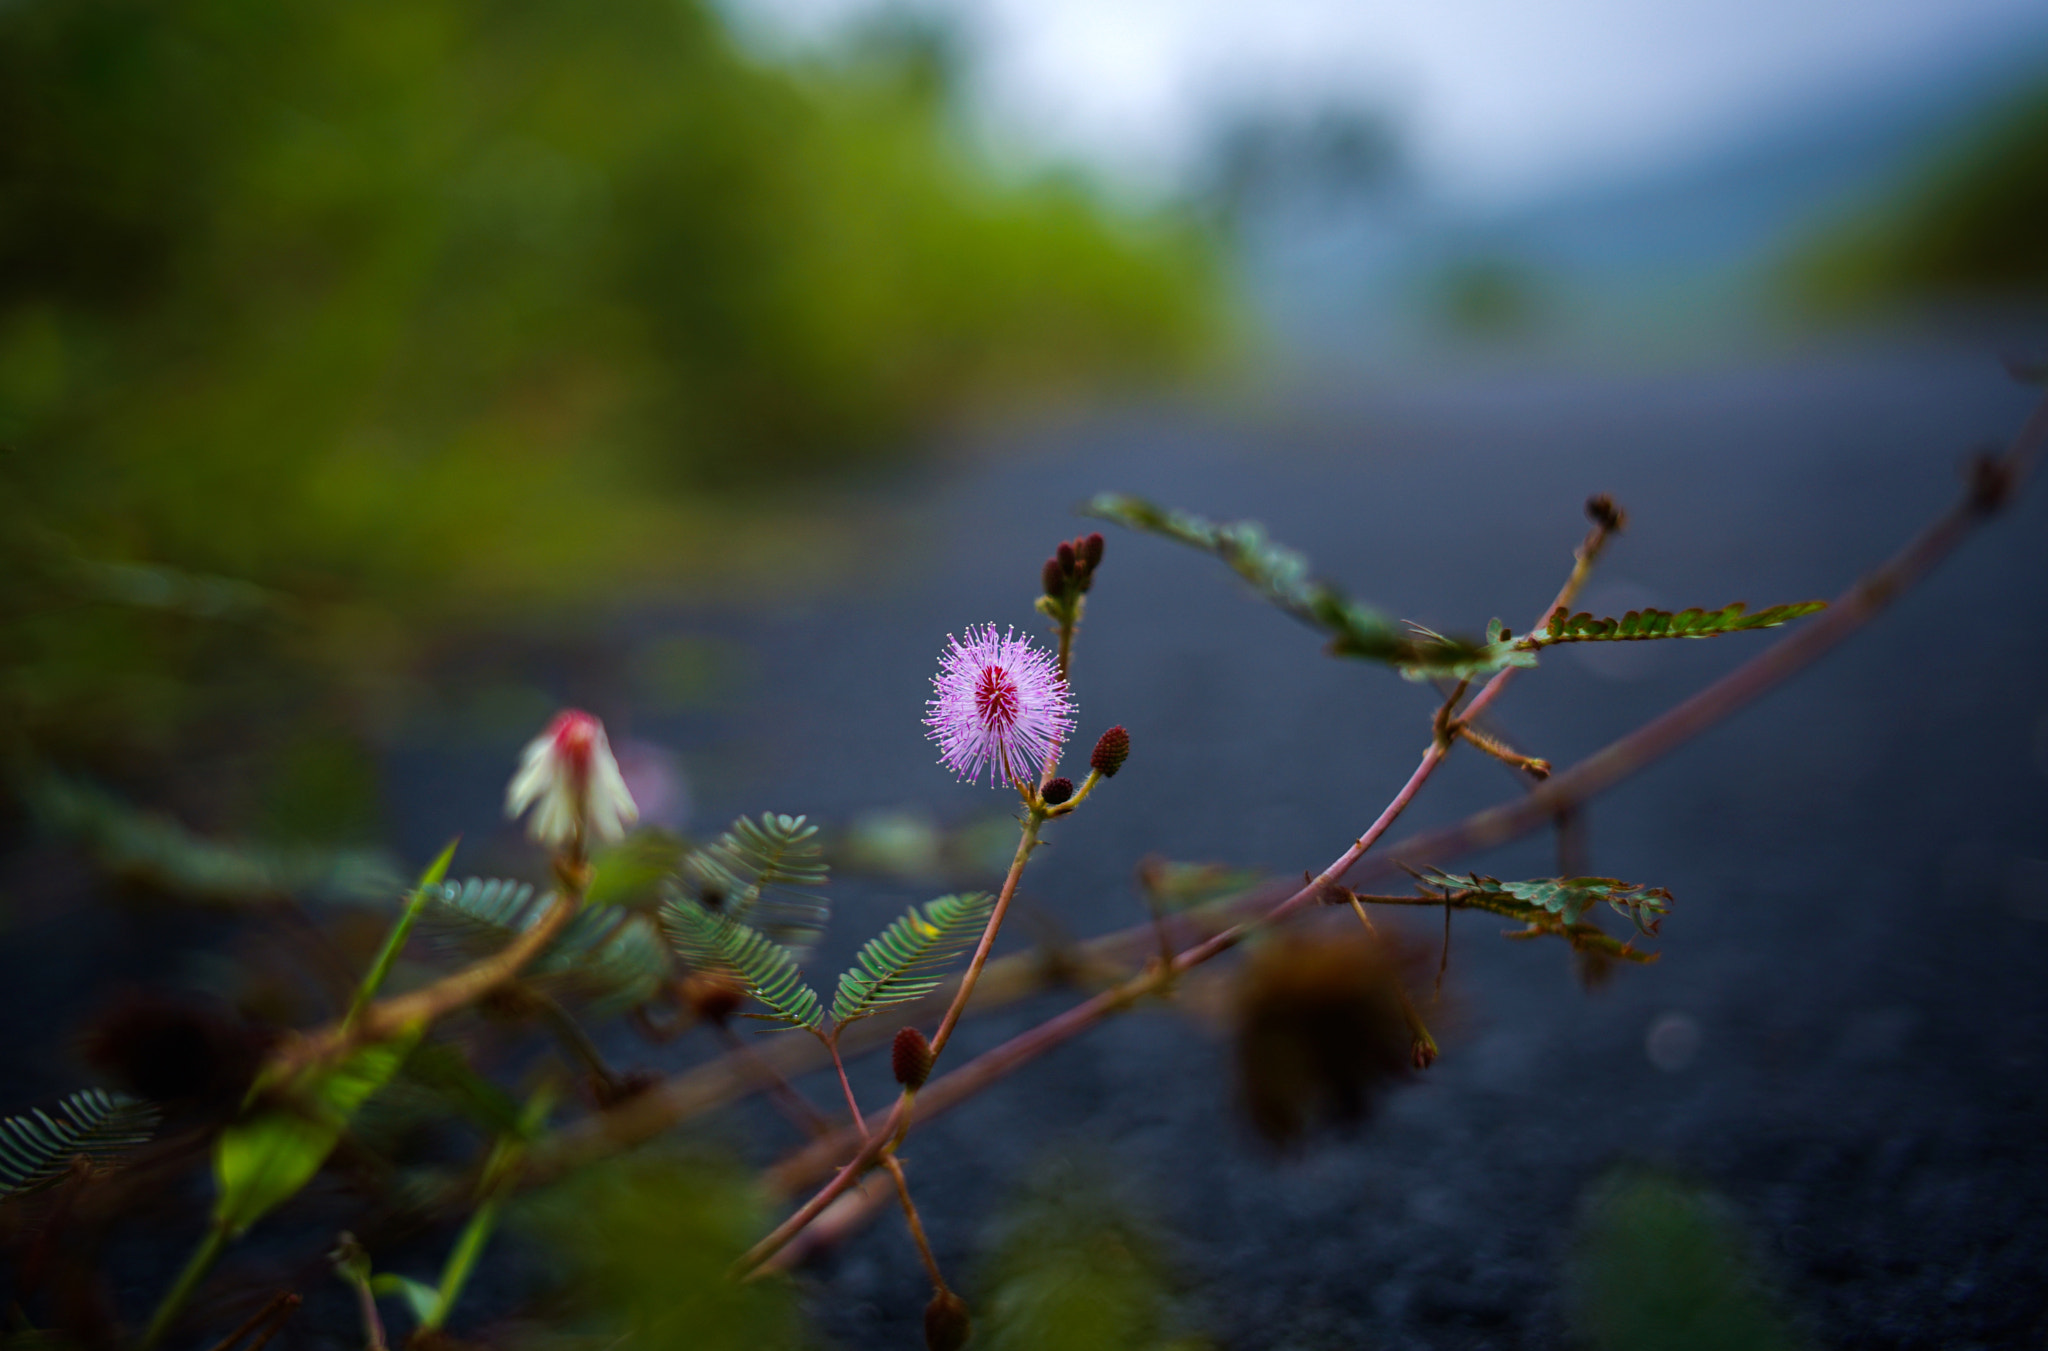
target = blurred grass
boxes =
[1790,78,2048,313]
[1569,1168,1805,1351]
[0,0,1224,809]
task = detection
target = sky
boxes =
[725,0,2048,203]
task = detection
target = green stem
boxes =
[143,1221,228,1349]
[345,839,458,1030]
[420,1198,501,1333]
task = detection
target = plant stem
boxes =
[343,840,457,1030]
[929,811,1043,1061]
[421,1196,501,1333]
[143,1220,228,1349]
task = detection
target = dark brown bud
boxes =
[892,1025,935,1089]
[924,1290,972,1351]
[682,973,746,1025]
[1585,494,1626,533]
[1056,540,1078,576]
[1041,557,1065,598]
[1040,776,1074,806]
[1090,725,1130,778]
[1081,531,1105,570]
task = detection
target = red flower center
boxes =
[973,665,1020,730]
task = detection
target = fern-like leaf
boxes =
[0,1089,160,1199]
[1417,868,1673,936]
[423,878,668,1014]
[1535,600,1826,645]
[1086,494,1501,675]
[677,813,829,950]
[660,895,822,1030]
[830,892,994,1027]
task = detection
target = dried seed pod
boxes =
[892,1025,935,1089]
[1585,494,1627,533]
[1041,776,1074,806]
[924,1290,972,1351]
[1090,725,1130,778]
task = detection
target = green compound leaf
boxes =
[1536,600,1826,645]
[422,878,669,1016]
[1087,493,1502,676]
[677,813,829,952]
[659,895,822,1031]
[1397,619,1538,683]
[830,892,994,1027]
[1418,868,1673,936]
[0,1088,161,1199]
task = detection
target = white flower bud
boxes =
[505,710,639,848]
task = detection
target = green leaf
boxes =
[659,896,822,1031]
[370,1273,441,1325]
[1418,868,1673,936]
[423,877,668,1016]
[212,1032,418,1237]
[1537,600,1826,645]
[0,1088,160,1199]
[674,813,829,951]
[1088,493,1501,676]
[830,892,994,1027]
[1395,621,1538,683]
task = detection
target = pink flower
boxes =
[924,625,1073,788]
[505,709,640,848]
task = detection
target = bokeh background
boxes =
[3,0,2047,1346]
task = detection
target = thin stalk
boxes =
[730,1027,834,1137]
[929,812,1043,1061]
[143,1221,228,1349]
[201,1291,296,1351]
[532,988,622,1096]
[420,1196,501,1333]
[343,840,458,1030]
[1343,896,1438,1066]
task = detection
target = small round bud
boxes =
[1081,531,1105,570]
[1041,557,1065,598]
[1585,494,1626,533]
[1041,776,1074,806]
[1090,725,1130,778]
[892,1025,935,1089]
[924,1291,972,1351]
[1056,541,1078,576]
[682,973,746,1025]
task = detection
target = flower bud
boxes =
[682,973,746,1025]
[1081,531,1105,570]
[892,1025,935,1089]
[1041,557,1065,598]
[505,709,639,849]
[1089,725,1130,778]
[1055,540,1078,576]
[1041,776,1074,806]
[924,1291,972,1351]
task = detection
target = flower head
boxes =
[924,625,1073,788]
[505,709,639,849]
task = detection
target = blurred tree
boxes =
[0,0,1219,794]
[1789,80,2048,312]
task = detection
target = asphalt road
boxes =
[7,346,2047,1349]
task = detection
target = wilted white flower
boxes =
[505,709,639,848]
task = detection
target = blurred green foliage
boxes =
[518,1152,804,1351]
[1569,1168,1805,1351]
[975,1160,1207,1351]
[1791,80,2048,312]
[0,0,1219,796]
